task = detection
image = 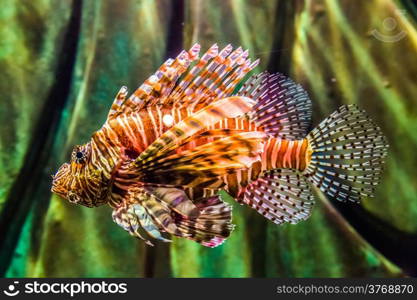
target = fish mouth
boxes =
[50,178,101,208]
[67,191,82,204]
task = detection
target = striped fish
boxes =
[135,67,389,226]
[51,44,264,247]
[51,43,389,247]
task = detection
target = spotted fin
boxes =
[238,72,312,140]
[107,86,129,120]
[171,44,259,111]
[242,169,315,224]
[112,200,168,246]
[175,194,234,247]
[145,186,234,247]
[143,186,200,217]
[304,104,389,202]
[131,204,171,243]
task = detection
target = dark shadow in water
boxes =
[0,0,83,276]
[332,0,417,277]
[165,0,185,59]
[334,201,417,277]
[400,0,417,22]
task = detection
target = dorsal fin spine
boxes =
[191,47,246,109]
[171,44,219,105]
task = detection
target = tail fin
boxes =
[303,104,389,202]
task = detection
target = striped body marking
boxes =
[261,138,312,171]
[51,106,193,208]
[51,42,389,245]
[123,112,315,200]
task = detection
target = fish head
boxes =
[51,142,109,207]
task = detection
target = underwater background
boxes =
[0,0,416,277]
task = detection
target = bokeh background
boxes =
[0,0,416,277]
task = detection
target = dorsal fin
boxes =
[107,44,200,121]
[106,43,260,122]
[238,72,313,140]
[172,45,258,111]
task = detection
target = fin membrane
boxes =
[238,72,312,140]
[112,186,233,247]
[304,104,389,202]
[107,44,200,121]
[140,132,266,189]
[170,44,259,111]
[133,96,256,164]
[243,168,314,224]
[112,200,170,246]
[243,169,314,224]
[172,194,234,247]
[106,43,260,122]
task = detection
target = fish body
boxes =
[51,43,388,246]
[52,43,265,247]
[145,70,389,224]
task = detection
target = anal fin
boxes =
[243,169,315,224]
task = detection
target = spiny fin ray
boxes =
[304,104,389,203]
[242,169,315,225]
[238,72,312,140]
[112,186,233,247]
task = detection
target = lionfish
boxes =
[51,43,388,247]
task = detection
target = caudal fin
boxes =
[303,104,389,202]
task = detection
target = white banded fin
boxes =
[304,104,389,203]
[243,169,315,225]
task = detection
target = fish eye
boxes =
[73,150,85,163]
[71,145,89,164]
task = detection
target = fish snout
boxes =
[50,163,70,196]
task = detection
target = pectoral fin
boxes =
[112,185,234,247]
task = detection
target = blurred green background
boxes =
[0,0,416,277]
